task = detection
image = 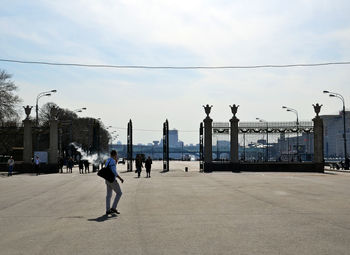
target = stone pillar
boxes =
[23,119,33,163]
[229,104,240,162]
[203,116,213,163]
[49,119,58,164]
[312,103,324,163]
[230,117,239,162]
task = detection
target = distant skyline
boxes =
[1,0,350,144]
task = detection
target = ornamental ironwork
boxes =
[212,121,313,133]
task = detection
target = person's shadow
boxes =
[88,214,117,222]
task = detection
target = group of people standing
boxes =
[58,157,91,174]
[58,157,74,173]
[135,155,152,178]
[78,160,90,174]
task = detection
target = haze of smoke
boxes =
[69,142,109,165]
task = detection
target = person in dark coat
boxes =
[79,160,84,174]
[84,160,90,173]
[68,157,73,173]
[135,155,143,178]
[145,156,152,178]
[58,157,64,173]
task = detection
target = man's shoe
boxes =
[110,208,120,214]
[106,209,113,215]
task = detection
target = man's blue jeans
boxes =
[8,165,13,176]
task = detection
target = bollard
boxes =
[185,167,188,172]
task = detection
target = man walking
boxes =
[35,156,40,175]
[105,150,124,215]
[135,154,143,178]
[145,156,152,178]
[7,156,14,176]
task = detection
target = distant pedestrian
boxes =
[7,156,14,176]
[104,150,124,215]
[135,155,143,178]
[79,160,84,174]
[68,157,73,173]
[84,160,90,173]
[345,157,350,170]
[35,156,40,175]
[145,156,152,178]
[58,157,64,173]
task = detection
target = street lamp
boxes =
[256,118,268,162]
[35,89,57,126]
[70,107,87,144]
[66,107,87,157]
[323,90,348,169]
[282,106,299,161]
[109,133,118,150]
[73,107,87,113]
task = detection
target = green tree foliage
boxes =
[0,70,22,123]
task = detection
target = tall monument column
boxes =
[49,106,59,164]
[312,103,324,164]
[203,105,213,164]
[229,104,239,162]
[23,106,33,163]
[127,119,133,172]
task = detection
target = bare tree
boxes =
[39,102,110,154]
[39,102,78,126]
[0,70,22,123]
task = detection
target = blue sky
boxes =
[1,0,350,144]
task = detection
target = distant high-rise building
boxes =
[160,129,183,148]
[169,129,179,147]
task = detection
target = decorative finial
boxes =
[50,106,59,120]
[203,104,213,117]
[229,104,239,117]
[23,105,33,120]
[312,103,322,117]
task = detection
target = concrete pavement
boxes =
[1,161,350,255]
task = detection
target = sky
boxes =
[1,0,350,144]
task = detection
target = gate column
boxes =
[23,106,33,164]
[312,103,324,164]
[229,104,239,163]
[163,119,169,171]
[203,105,213,170]
[127,119,133,172]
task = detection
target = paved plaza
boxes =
[1,161,350,255]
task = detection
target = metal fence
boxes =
[212,121,314,162]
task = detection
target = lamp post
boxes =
[282,106,299,161]
[35,89,57,126]
[109,131,117,150]
[70,107,87,144]
[73,107,87,113]
[256,118,268,162]
[323,90,348,169]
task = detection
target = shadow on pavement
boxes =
[120,170,134,174]
[88,214,118,222]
